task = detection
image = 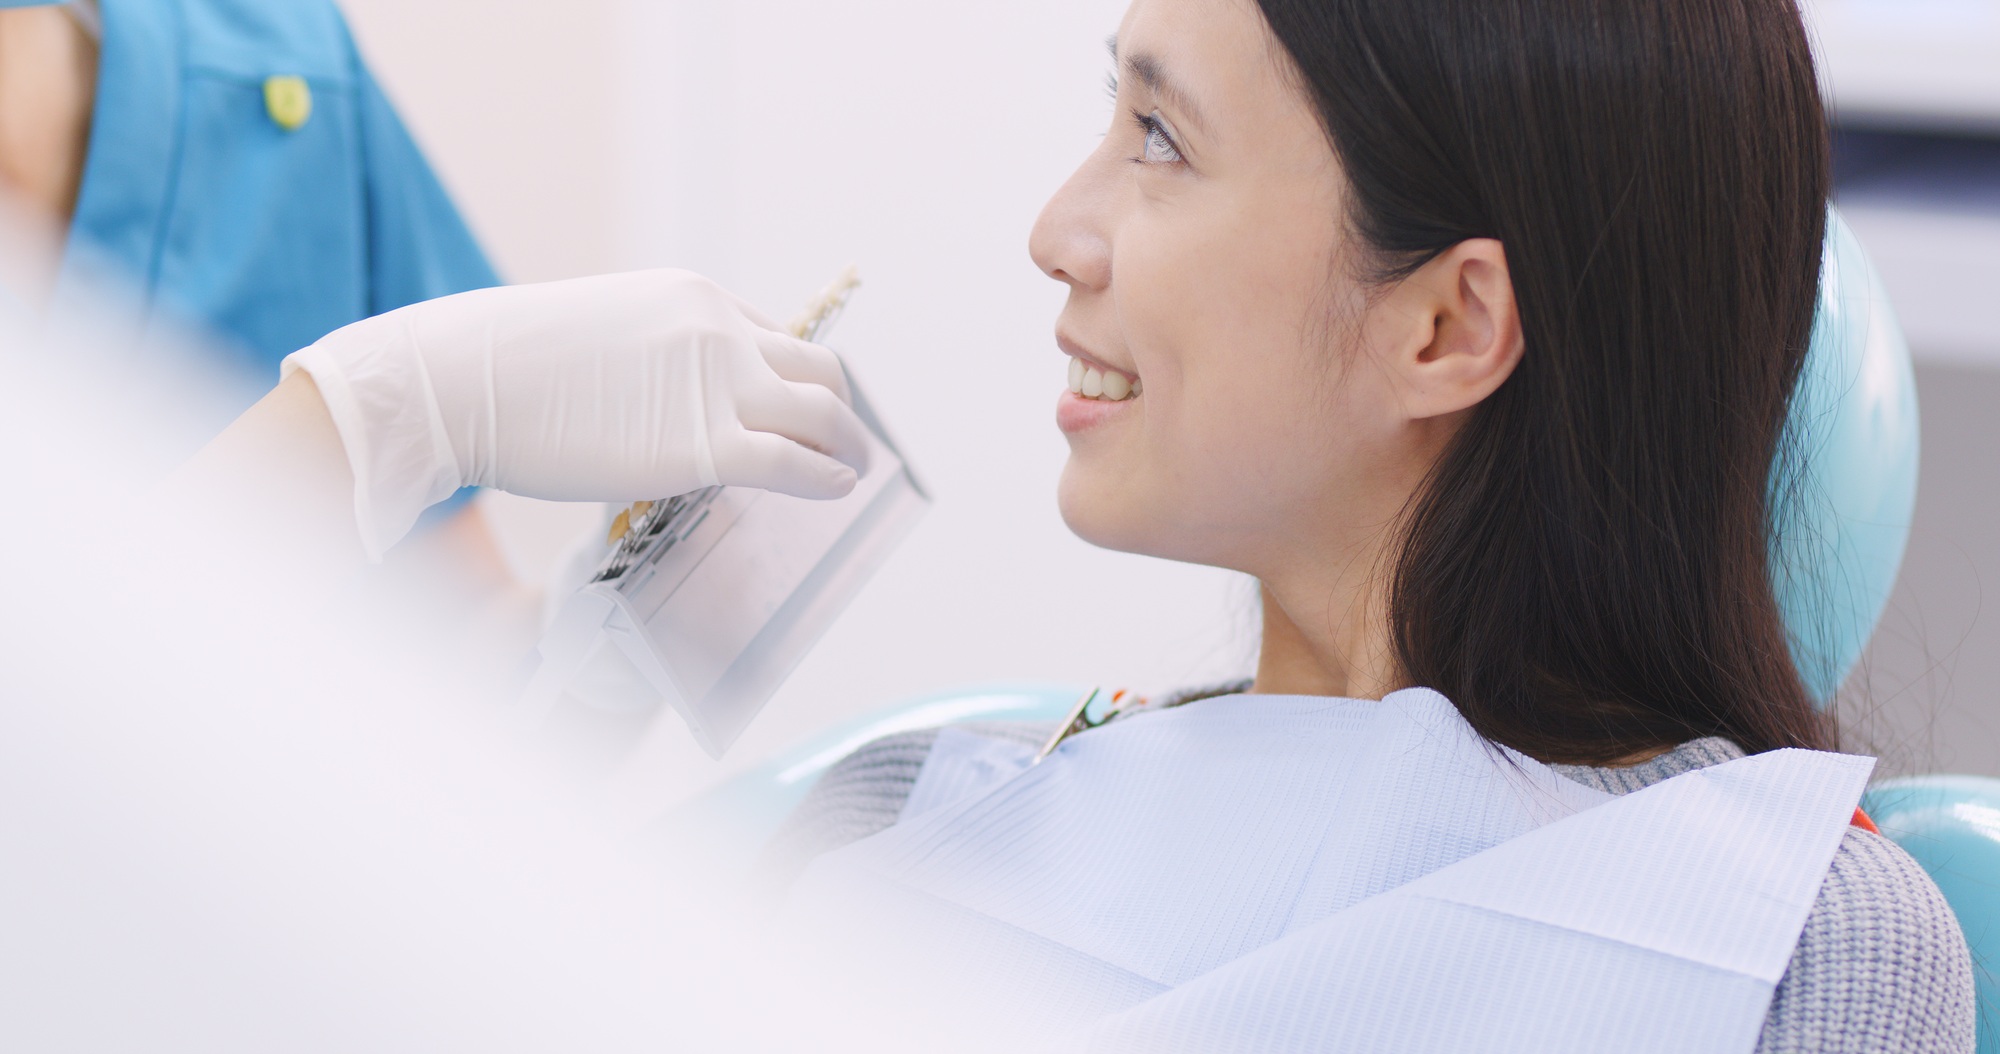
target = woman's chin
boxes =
[1056,466,1155,555]
[1058,466,1259,573]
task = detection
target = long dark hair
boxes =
[1256,0,1835,763]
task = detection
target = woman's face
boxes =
[1031,0,1423,579]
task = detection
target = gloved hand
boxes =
[282,269,872,560]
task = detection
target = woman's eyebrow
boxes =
[1107,36,1214,138]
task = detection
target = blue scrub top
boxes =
[49,0,500,382]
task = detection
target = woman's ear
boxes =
[1370,238,1524,421]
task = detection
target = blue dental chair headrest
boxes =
[1775,209,1921,704]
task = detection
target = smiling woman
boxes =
[1034,0,1830,765]
[769,0,1977,1050]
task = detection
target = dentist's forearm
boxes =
[168,368,367,572]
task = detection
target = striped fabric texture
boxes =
[766,717,1976,1053]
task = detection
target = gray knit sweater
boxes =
[765,720,1979,1054]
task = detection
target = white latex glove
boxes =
[282,269,871,559]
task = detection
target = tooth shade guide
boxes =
[590,489,719,584]
[787,264,862,342]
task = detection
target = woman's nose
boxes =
[1029,153,1114,293]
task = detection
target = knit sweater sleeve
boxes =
[1555,744,1979,1054]
[1754,827,1977,1054]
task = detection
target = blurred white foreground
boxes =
[0,282,968,1052]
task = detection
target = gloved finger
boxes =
[716,286,785,333]
[737,379,874,477]
[710,429,861,500]
[753,329,854,405]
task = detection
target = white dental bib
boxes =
[783,689,1871,1053]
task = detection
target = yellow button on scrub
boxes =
[263,75,312,131]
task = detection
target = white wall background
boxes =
[338,0,628,284]
[341,0,1255,811]
[1803,0,2000,368]
[1805,0,2000,132]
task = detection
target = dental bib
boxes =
[782,689,1872,1053]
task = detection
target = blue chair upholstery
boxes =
[657,684,1082,871]
[675,210,1994,1045]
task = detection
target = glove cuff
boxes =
[281,315,464,561]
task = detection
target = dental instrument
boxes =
[523,270,930,758]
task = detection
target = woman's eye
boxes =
[1133,111,1184,166]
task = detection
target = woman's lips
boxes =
[1054,334,1140,435]
[1057,388,1137,434]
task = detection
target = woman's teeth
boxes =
[1067,358,1141,402]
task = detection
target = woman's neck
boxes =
[1251,577,1404,700]
[1251,577,1680,769]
